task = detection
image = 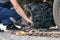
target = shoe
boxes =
[0,29,4,32]
[0,24,7,32]
[6,24,21,30]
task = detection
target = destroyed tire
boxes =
[31,6,55,29]
[24,3,55,29]
[53,0,60,29]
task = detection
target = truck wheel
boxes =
[53,0,60,29]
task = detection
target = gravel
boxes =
[0,31,60,40]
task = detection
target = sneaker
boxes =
[6,24,21,30]
[0,29,4,32]
[0,24,7,32]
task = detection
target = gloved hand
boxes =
[26,19,34,27]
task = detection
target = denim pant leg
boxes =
[0,8,21,25]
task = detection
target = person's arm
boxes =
[43,0,46,2]
[10,0,33,27]
[10,0,30,21]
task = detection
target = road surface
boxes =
[0,31,60,40]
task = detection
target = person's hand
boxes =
[26,19,34,27]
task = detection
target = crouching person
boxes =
[0,0,33,32]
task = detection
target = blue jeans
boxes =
[0,7,21,25]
